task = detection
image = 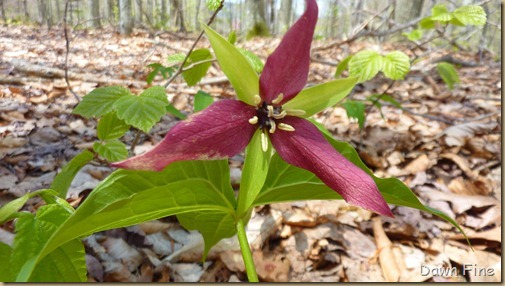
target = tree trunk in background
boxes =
[134,0,143,25]
[194,0,201,30]
[279,0,292,33]
[173,0,186,33]
[160,0,167,25]
[89,0,101,28]
[119,0,133,35]
[250,0,266,24]
[394,0,424,24]
[0,0,7,23]
[23,0,29,20]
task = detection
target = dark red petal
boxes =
[112,100,256,171]
[259,0,318,105]
[269,117,393,217]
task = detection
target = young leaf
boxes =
[284,77,358,118]
[349,50,383,83]
[182,48,213,86]
[50,150,94,198]
[334,55,353,78]
[431,4,453,22]
[437,62,460,90]
[227,30,237,44]
[419,16,435,29]
[236,129,272,216]
[253,131,468,243]
[206,0,221,11]
[97,113,131,140]
[114,86,169,132]
[382,51,410,80]
[452,5,486,26]
[73,86,131,118]
[146,63,175,85]
[238,48,264,73]
[0,189,56,225]
[403,29,423,41]
[167,53,186,64]
[166,104,187,119]
[0,242,12,281]
[93,140,128,162]
[343,100,366,129]
[194,90,214,112]
[203,24,259,106]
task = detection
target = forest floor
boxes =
[0,25,501,282]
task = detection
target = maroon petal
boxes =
[259,0,318,105]
[112,100,256,171]
[269,117,393,217]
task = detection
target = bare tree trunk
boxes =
[194,0,201,30]
[279,0,292,33]
[119,0,133,35]
[173,0,186,33]
[89,0,101,28]
[0,0,7,23]
[394,0,424,24]
[23,0,29,20]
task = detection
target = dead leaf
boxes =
[373,217,401,282]
[442,122,498,147]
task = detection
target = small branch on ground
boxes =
[63,0,80,102]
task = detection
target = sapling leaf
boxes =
[452,5,486,26]
[284,77,358,118]
[206,0,221,11]
[334,55,352,78]
[431,4,453,22]
[167,53,185,64]
[50,150,94,198]
[73,86,131,118]
[194,90,214,112]
[97,112,131,140]
[382,51,410,80]
[0,189,57,225]
[419,16,435,29]
[146,63,175,84]
[227,30,237,44]
[203,24,259,106]
[403,29,423,41]
[182,48,213,86]
[166,104,188,119]
[343,100,366,129]
[114,86,169,132]
[93,140,128,162]
[437,62,460,90]
[349,50,383,83]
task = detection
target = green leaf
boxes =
[431,4,453,22]
[419,16,435,29]
[146,63,175,85]
[97,113,131,141]
[284,77,358,118]
[177,210,235,260]
[367,94,402,109]
[403,29,423,41]
[238,48,264,73]
[0,189,57,225]
[167,53,186,64]
[73,86,131,118]
[114,86,169,132]
[206,0,221,11]
[227,30,237,44]
[437,62,460,90]
[194,90,214,112]
[237,129,272,216]
[166,104,187,119]
[93,140,128,162]
[381,51,410,80]
[252,131,468,244]
[204,24,259,106]
[0,242,13,281]
[453,5,486,26]
[182,48,213,86]
[334,55,352,78]
[349,50,383,83]
[343,100,366,129]
[50,150,94,198]
[11,213,38,281]
[32,160,235,269]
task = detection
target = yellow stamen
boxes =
[278,123,295,132]
[261,132,268,152]
[269,119,276,133]
[286,109,306,117]
[267,105,274,117]
[248,116,258,124]
[254,94,262,106]
[272,109,287,120]
[271,93,284,105]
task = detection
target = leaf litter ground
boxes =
[0,25,501,282]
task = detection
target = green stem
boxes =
[236,219,259,282]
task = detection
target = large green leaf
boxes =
[50,150,94,198]
[284,77,358,117]
[437,62,460,90]
[97,113,131,140]
[452,5,486,26]
[237,129,272,216]
[0,241,12,281]
[114,86,169,132]
[343,100,366,129]
[73,86,131,118]
[431,4,453,22]
[93,140,128,162]
[349,50,383,83]
[21,160,235,280]
[252,130,466,240]
[0,189,56,225]
[182,48,213,86]
[204,24,259,106]
[381,51,410,80]
[194,90,214,112]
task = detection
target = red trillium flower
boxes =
[112,0,393,217]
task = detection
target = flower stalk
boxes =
[236,219,259,282]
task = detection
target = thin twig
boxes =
[163,0,225,88]
[63,0,80,102]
